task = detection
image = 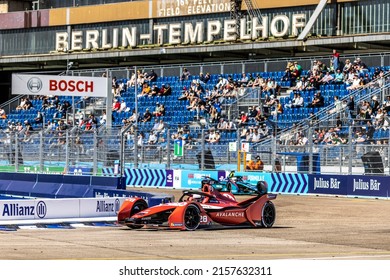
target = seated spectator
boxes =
[328,96,344,114]
[334,69,344,83]
[138,82,151,97]
[141,108,153,122]
[286,92,304,108]
[319,71,334,84]
[117,99,127,113]
[147,131,158,145]
[307,92,325,108]
[199,72,211,84]
[346,75,363,90]
[0,108,6,119]
[144,69,158,83]
[112,99,121,111]
[159,84,172,96]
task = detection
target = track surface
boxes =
[1,188,390,260]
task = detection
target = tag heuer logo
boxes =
[27,77,43,93]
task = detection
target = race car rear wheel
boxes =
[261,201,276,228]
[127,200,148,229]
[184,204,201,231]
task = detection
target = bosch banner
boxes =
[12,74,108,97]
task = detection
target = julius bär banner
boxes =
[12,74,108,97]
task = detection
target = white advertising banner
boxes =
[79,197,125,218]
[12,74,108,97]
[0,197,126,222]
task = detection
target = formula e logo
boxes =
[36,201,47,218]
[27,77,43,93]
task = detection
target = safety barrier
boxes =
[103,168,389,199]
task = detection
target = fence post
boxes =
[39,131,44,173]
[348,126,353,175]
[134,126,139,169]
[65,131,69,174]
[201,129,205,170]
[308,126,313,174]
[14,133,19,172]
[93,130,98,175]
[167,128,171,169]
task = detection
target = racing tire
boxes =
[183,204,201,231]
[127,200,148,229]
[260,201,276,228]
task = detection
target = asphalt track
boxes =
[1,188,390,260]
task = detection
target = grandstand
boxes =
[0,0,390,175]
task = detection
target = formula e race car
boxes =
[201,172,267,195]
[117,180,276,231]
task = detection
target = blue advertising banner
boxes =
[308,174,348,196]
[166,170,174,187]
[181,170,221,189]
[347,175,387,198]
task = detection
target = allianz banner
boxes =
[12,74,108,97]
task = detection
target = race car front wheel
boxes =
[127,200,148,229]
[184,204,201,231]
[261,201,276,228]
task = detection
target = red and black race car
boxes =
[117,180,276,231]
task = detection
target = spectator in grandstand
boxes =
[216,75,228,90]
[319,71,335,84]
[251,74,263,88]
[251,129,261,143]
[180,68,191,81]
[137,70,145,87]
[346,75,363,90]
[150,83,160,96]
[383,95,390,114]
[334,69,345,84]
[282,64,293,82]
[343,59,353,72]
[307,91,325,108]
[137,132,145,148]
[117,99,127,113]
[138,82,151,97]
[153,103,165,117]
[368,95,380,115]
[296,132,308,146]
[331,49,341,72]
[141,108,153,122]
[199,72,211,84]
[127,109,139,123]
[354,57,368,73]
[237,111,248,127]
[159,83,172,96]
[293,76,309,91]
[291,61,302,83]
[346,95,355,118]
[144,69,158,83]
[246,155,264,171]
[286,92,304,109]
[0,108,6,119]
[34,111,43,124]
[328,96,344,114]
[271,99,283,116]
[147,131,158,145]
[153,119,166,135]
[217,118,228,130]
[238,72,249,86]
[112,99,121,111]
[100,110,107,125]
[374,108,385,128]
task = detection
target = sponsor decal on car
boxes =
[215,212,244,218]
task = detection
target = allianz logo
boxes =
[96,199,121,213]
[2,201,47,218]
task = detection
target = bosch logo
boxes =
[36,201,47,218]
[27,77,43,93]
